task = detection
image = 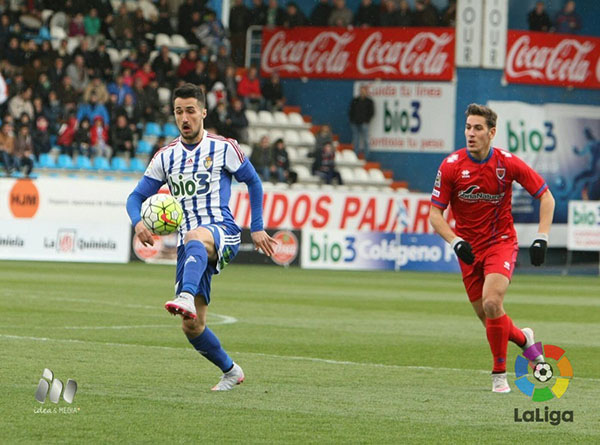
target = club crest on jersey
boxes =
[496,168,506,180]
[203,156,213,169]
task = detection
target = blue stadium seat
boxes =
[57,154,75,169]
[129,157,147,173]
[75,155,93,170]
[162,122,179,137]
[93,156,111,171]
[111,156,129,172]
[137,139,152,154]
[38,153,56,168]
[144,122,162,137]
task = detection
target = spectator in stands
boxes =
[237,65,263,111]
[555,1,581,34]
[68,12,86,38]
[528,1,552,32]
[13,124,34,176]
[133,62,156,89]
[230,0,251,66]
[32,96,49,124]
[108,74,134,105]
[310,0,332,26]
[46,91,62,134]
[74,116,92,157]
[349,85,374,159]
[215,45,234,77]
[32,116,51,160]
[328,0,353,27]
[206,81,228,111]
[23,57,43,88]
[178,49,199,80]
[121,48,142,73]
[76,92,109,125]
[197,10,229,56]
[206,100,231,137]
[354,0,379,27]
[440,0,457,27]
[57,76,79,115]
[111,114,134,158]
[38,40,57,73]
[380,0,412,27]
[223,65,239,102]
[8,87,33,120]
[250,135,273,181]
[84,8,101,38]
[90,115,111,159]
[112,3,134,43]
[314,142,342,185]
[56,39,71,64]
[413,0,439,27]
[66,54,90,95]
[156,0,174,35]
[185,60,210,90]
[48,57,67,86]
[57,114,78,157]
[250,0,268,26]
[177,0,203,39]
[271,138,295,184]
[265,0,286,27]
[283,2,307,28]
[0,13,11,48]
[151,45,176,88]
[227,97,249,144]
[116,93,143,131]
[3,37,24,70]
[262,72,285,112]
[0,122,15,175]
[314,124,334,153]
[34,73,52,102]
[131,77,157,123]
[83,76,109,104]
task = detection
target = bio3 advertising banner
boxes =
[261,27,454,80]
[488,101,600,228]
[568,201,600,251]
[301,230,460,272]
[358,81,456,153]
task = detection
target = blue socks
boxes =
[181,240,208,296]
[188,328,233,372]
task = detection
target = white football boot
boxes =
[164,292,197,319]
[521,327,545,364]
[211,363,245,391]
[491,372,511,393]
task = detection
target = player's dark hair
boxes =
[465,103,497,129]
[172,83,206,108]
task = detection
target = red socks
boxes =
[486,314,525,373]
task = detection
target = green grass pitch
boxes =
[1,261,598,443]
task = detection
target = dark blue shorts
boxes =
[175,224,241,304]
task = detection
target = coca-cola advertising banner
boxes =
[363,81,456,152]
[261,27,455,80]
[505,30,600,89]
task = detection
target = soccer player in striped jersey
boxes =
[429,104,555,393]
[126,83,277,391]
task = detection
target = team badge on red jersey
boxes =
[496,168,506,180]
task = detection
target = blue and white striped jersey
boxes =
[144,130,246,243]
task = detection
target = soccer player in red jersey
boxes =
[429,104,555,393]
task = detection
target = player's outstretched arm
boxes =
[251,230,278,257]
[530,189,555,266]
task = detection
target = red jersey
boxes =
[431,147,548,252]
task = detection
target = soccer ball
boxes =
[533,362,553,383]
[141,194,183,235]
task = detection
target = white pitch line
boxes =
[1,333,598,382]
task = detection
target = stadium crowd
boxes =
[0,0,458,180]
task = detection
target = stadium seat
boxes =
[368,168,388,184]
[148,49,159,64]
[245,109,258,125]
[353,168,370,183]
[75,155,93,170]
[341,149,362,166]
[49,11,67,30]
[169,52,180,67]
[137,139,153,155]
[158,87,171,105]
[162,122,179,138]
[270,130,284,142]
[296,147,310,159]
[292,164,312,182]
[129,157,147,173]
[273,111,289,126]
[155,33,171,48]
[284,129,301,146]
[257,110,274,126]
[144,122,162,137]
[286,146,298,161]
[57,154,75,169]
[41,9,54,24]
[299,130,316,146]
[50,25,66,41]
[111,156,129,172]
[170,34,189,49]
[66,37,79,54]
[239,144,252,157]
[106,47,120,65]
[93,156,111,171]
[138,0,158,20]
[119,49,130,61]
[287,112,306,127]
[339,167,355,183]
[38,153,56,169]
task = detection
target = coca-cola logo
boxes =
[506,34,595,83]
[261,28,454,79]
[270,230,298,266]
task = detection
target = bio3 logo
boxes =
[514,343,573,402]
[506,120,556,153]
[35,368,78,404]
[169,172,211,198]
[571,205,600,226]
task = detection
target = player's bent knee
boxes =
[181,317,206,338]
[482,299,503,318]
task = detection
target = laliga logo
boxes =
[514,343,573,402]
